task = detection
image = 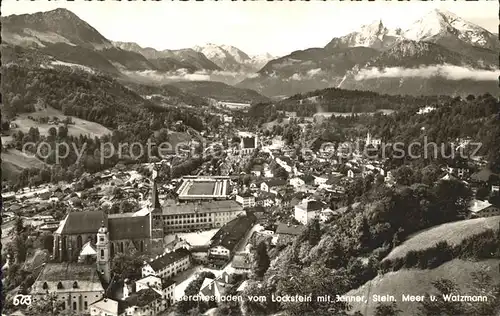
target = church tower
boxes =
[96,223,111,283]
[150,167,165,254]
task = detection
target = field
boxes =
[346,259,500,316]
[10,107,111,139]
[1,149,46,180]
[187,181,216,195]
[384,216,500,261]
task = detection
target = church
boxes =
[52,181,165,263]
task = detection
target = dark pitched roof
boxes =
[108,216,150,241]
[162,278,176,289]
[146,248,191,272]
[263,178,287,188]
[210,214,256,252]
[242,137,256,149]
[276,222,305,236]
[125,288,162,307]
[61,211,107,235]
[296,199,326,212]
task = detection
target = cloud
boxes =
[289,68,325,81]
[355,64,499,81]
[122,68,260,85]
[307,68,323,77]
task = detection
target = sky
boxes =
[2,0,498,57]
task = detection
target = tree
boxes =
[48,126,57,138]
[374,302,402,316]
[306,217,322,246]
[25,293,64,316]
[253,242,270,278]
[14,216,24,236]
[111,252,146,280]
[274,166,289,180]
[358,216,371,250]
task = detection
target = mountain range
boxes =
[1,8,273,78]
[238,9,499,97]
[1,8,498,98]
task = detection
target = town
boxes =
[1,3,500,316]
[2,106,500,315]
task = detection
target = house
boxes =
[365,132,382,147]
[135,275,176,306]
[294,199,327,225]
[164,236,192,253]
[314,175,329,186]
[208,214,257,266]
[123,288,164,316]
[273,222,305,246]
[198,272,232,301]
[190,245,209,264]
[141,248,191,279]
[276,156,293,173]
[290,177,307,191]
[236,193,256,209]
[239,132,258,155]
[31,263,105,314]
[447,166,469,179]
[469,200,500,218]
[89,298,125,316]
[319,208,340,222]
[260,178,286,195]
[231,252,252,274]
[255,191,276,208]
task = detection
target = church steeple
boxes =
[149,165,164,254]
[152,181,161,210]
[96,221,111,283]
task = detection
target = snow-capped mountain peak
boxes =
[403,9,498,50]
[193,43,250,64]
[193,43,274,72]
[325,19,399,51]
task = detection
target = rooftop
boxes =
[125,288,162,307]
[210,214,256,252]
[295,199,326,212]
[32,263,104,293]
[275,222,305,236]
[232,253,252,270]
[145,248,191,272]
[162,200,243,216]
[108,216,150,241]
[60,211,106,235]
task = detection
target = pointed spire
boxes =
[152,181,161,210]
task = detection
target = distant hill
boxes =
[1,149,46,181]
[170,81,270,104]
[1,9,223,76]
[122,81,209,107]
[346,259,500,316]
[384,216,500,262]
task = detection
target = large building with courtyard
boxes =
[176,176,231,201]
